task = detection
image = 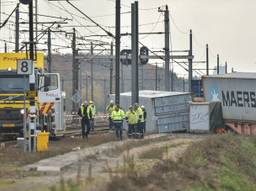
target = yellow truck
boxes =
[0,53,64,137]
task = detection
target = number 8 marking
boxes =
[21,61,29,73]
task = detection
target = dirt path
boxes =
[0,134,205,191]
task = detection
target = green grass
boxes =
[105,134,256,191]
[48,134,256,191]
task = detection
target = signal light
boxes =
[19,0,32,5]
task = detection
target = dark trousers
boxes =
[113,121,123,141]
[81,118,86,139]
[91,118,95,131]
[142,122,146,134]
[85,120,91,138]
[108,117,113,130]
[136,122,144,138]
[81,118,91,139]
[128,124,136,138]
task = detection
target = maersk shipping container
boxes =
[110,90,191,133]
[203,72,256,122]
[189,102,224,132]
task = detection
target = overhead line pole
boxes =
[15,3,19,52]
[164,5,170,91]
[29,1,34,61]
[206,44,209,75]
[72,28,79,111]
[217,54,220,74]
[110,42,113,94]
[4,41,7,52]
[35,0,38,54]
[188,30,193,92]
[90,42,94,101]
[131,1,139,104]
[47,28,52,73]
[115,0,121,104]
[158,5,170,91]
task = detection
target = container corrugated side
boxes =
[203,76,256,122]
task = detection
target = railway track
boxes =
[63,114,110,137]
[0,115,110,144]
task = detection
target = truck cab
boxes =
[0,53,65,137]
[0,71,29,135]
[38,73,65,136]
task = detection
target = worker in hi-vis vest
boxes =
[141,105,147,137]
[88,100,96,131]
[78,100,90,139]
[111,104,125,141]
[106,100,115,130]
[125,105,137,138]
[134,103,144,139]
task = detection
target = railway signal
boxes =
[19,0,32,5]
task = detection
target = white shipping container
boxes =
[203,73,256,122]
[189,102,222,132]
[110,90,191,134]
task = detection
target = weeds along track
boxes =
[0,134,205,191]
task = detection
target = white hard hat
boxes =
[110,100,114,103]
[141,105,145,108]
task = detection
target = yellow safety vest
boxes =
[106,104,115,115]
[135,107,144,123]
[111,109,125,121]
[126,110,137,125]
[89,104,96,118]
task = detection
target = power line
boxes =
[0,3,19,29]
[169,13,188,35]
[65,0,115,38]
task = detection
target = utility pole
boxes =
[183,77,185,92]
[115,0,121,104]
[110,42,113,94]
[0,0,1,26]
[188,30,193,92]
[35,0,38,45]
[206,44,209,75]
[159,5,170,91]
[72,28,79,111]
[47,28,52,73]
[29,1,34,61]
[4,41,7,52]
[131,1,139,104]
[225,61,228,74]
[86,73,89,101]
[155,63,158,91]
[79,62,82,105]
[104,78,107,110]
[141,65,144,90]
[15,3,19,52]
[217,54,220,74]
[121,61,124,92]
[171,67,174,91]
[90,42,94,101]
[29,0,36,152]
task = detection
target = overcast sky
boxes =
[1,0,256,76]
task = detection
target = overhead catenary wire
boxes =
[65,0,115,38]
[0,3,19,29]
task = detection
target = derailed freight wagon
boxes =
[111,90,191,134]
[203,72,256,135]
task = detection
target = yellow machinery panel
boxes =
[0,52,44,70]
[37,131,49,152]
